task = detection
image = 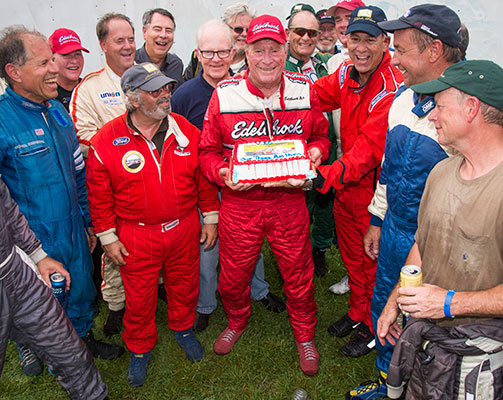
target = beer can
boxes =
[400,265,422,288]
[50,272,66,307]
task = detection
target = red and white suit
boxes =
[86,112,219,354]
[314,51,403,331]
[199,71,330,342]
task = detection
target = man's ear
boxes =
[4,63,21,84]
[428,39,443,63]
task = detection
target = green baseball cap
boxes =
[287,3,316,19]
[411,60,503,111]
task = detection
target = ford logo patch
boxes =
[113,137,130,146]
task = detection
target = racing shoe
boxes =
[345,371,388,399]
[296,340,320,376]
[340,323,376,358]
[127,352,150,387]
[328,313,360,337]
[259,292,286,313]
[103,308,125,337]
[82,330,125,360]
[312,247,328,277]
[17,344,42,376]
[329,275,350,295]
[194,312,211,332]
[214,326,245,355]
[174,328,205,362]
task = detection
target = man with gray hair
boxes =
[70,12,136,338]
[0,25,124,375]
[183,2,256,80]
[135,8,183,91]
[86,62,219,387]
[172,19,285,332]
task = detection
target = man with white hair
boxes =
[171,19,285,332]
[183,2,256,80]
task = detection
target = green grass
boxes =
[0,244,377,399]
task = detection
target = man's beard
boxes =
[140,97,171,120]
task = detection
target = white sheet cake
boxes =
[230,139,315,184]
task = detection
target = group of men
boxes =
[0,1,502,399]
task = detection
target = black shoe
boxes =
[82,331,125,360]
[103,308,125,337]
[158,283,167,303]
[340,323,376,358]
[328,313,360,337]
[312,248,328,277]
[259,292,286,313]
[194,312,211,332]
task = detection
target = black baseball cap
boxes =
[121,63,176,93]
[316,9,335,25]
[346,6,387,37]
[378,4,461,48]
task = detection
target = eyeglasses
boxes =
[228,26,248,35]
[320,26,336,34]
[290,27,319,38]
[198,49,232,59]
[145,83,175,98]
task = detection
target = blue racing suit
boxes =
[0,86,95,337]
[367,86,454,373]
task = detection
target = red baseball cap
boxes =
[49,28,89,55]
[246,15,287,44]
[327,0,366,16]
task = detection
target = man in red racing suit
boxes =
[86,63,219,386]
[313,6,403,358]
[199,14,330,376]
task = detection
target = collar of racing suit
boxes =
[243,69,286,111]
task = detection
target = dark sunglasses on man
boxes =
[228,25,248,35]
[290,27,319,38]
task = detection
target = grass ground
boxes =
[0,244,377,399]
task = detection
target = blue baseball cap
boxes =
[346,6,387,37]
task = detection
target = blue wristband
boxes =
[444,290,456,318]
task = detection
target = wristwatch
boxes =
[303,179,314,191]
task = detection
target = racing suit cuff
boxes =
[312,169,326,190]
[96,228,119,246]
[29,246,48,265]
[370,215,383,227]
[202,211,219,225]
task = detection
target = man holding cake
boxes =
[199,14,330,376]
[312,6,403,358]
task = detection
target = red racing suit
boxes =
[314,51,403,331]
[199,71,330,342]
[86,112,219,354]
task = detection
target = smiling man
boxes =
[313,5,402,360]
[86,62,219,387]
[135,8,183,91]
[0,25,124,372]
[316,9,338,55]
[199,14,330,376]
[49,28,89,112]
[69,12,136,339]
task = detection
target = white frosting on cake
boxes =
[231,139,315,183]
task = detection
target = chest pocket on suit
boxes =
[13,140,60,189]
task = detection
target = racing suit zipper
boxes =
[263,106,274,141]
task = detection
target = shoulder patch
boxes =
[217,77,242,89]
[284,71,309,85]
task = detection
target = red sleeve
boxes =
[86,137,116,234]
[317,92,395,191]
[313,65,343,112]
[196,167,220,214]
[199,91,228,186]
[307,83,330,160]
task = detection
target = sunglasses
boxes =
[146,83,175,98]
[229,25,248,35]
[290,27,319,38]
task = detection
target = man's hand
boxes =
[103,240,129,266]
[262,178,308,189]
[397,284,448,319]
[37,256,71,290]
[219,168,254,191]
[200,224,218,250]
[364,225,382,260]
[86,227,97,252]
[308,147,323,168]
[377,301,402,346]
